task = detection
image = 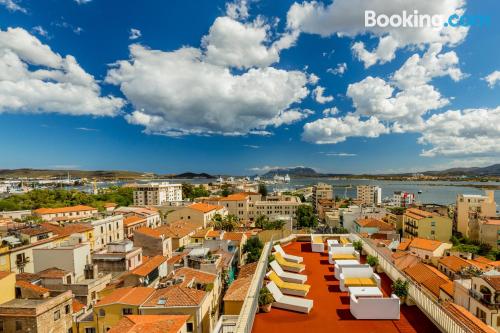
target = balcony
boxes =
[469,289,500,309]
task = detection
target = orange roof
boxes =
[167,252,188,264]
[104,203,117,208]
[439,256,473,273]
[109,315,189,333]
[142,286,206,307]
[37,267,70,279]
[404,263,450,297]
[483,276,500,291]
[135,227,163,238]
[484,219,500,226]
[131,255,168,277]
[172,267,216,287]
[408,238,445,251]
[206,230,221,238]
[405,208,434,220]
[440,281,454,297]
[356,218,394,231]
[223,232,246,242]
[238,262,258,278]
[124,215,147,227]
[443,302,496,333]
[41,222,93,236]
[219,193,250,201]
[72,299,86,313]
[34,205,96,214]
[224,275,252,301]
[96,287,155,307]
[192,228,210,238]
[137,221,199,239]
[188,202,222,213]
[15,280,49,295]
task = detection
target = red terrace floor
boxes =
[252,241,440,333]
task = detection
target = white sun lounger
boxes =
[274,244,303,263]
[270,260,307,284]
[267,281,313,314]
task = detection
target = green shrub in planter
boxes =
[366,254,379,267]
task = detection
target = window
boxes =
[54,310,61,321]
[99,309,106,317]
[15,321,22,331]
[186,322,194,332]
[0,320,3,333]
[122,308,133,315]
[65,304,71,314]
[85,328,96,333]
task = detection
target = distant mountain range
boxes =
[261,167,351,178]
[422,164,500,176]
[0,169,216,180]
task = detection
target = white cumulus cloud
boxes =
[483,71,500,88]
[106,44,310,136]
[0,27,124,116]
[302,115,388,144]
[287,0,468,67]
[312,86,333,104]
[326,62,347,76]
[129,28,142,40]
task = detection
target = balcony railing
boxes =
[469,289,500,309]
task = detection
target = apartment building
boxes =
[34,205,98,222]
[356,185,382,206]
[204,192,261,221]
[89,215,125,251]
[133,227,172,258]
[403,208,452,242]
[354,218,394,235]
[92,240,143,273]
[398,237,452,264]
[479,218,500,250]
[438,255,493,280]
[109,315,189,333]
[456,191,497,238]
[114,206,161,229]
[386,209,405,231]
[254,195,301,223]
[316,199,336,220]
[132,182,183,206]
[391,191,415,207]
[312,183,333,211]
[166,203,228,228]
[454,272,500,331]
[0,290,73,333]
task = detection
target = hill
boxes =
[0,168,147,179]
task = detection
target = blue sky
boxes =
[0,0,499,175]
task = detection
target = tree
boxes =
[213,214,239,231]
[255,215,285,230]
[220,184,233,197]
[258,183,268,197]
[295,204,318,229]
[243,237,264,263]
[367,255,379,267]
[392,279,409,300]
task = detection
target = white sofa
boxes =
[328,246,360,264]
[350,294,400,319]
[311,235,324,253]
[327,239,340,252]
[267,281,314,314]
[270,260,307,284]
[339,266,381,292]
[334,261,366,280]
[274,244,303,263]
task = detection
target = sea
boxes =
[72,178,500,207]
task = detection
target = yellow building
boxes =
[87,287,155,333]
[0,247,11,272]
[456,191,497,238]
[0,271,15,304]
[403,208,452,242]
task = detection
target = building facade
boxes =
[356,185,382,206]
[133,182,183,206]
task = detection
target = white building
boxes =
[357,185,382,206]
[33,239,91,282]
[88,215,124,251]
[391,191,415,207]
[133,182,183,206]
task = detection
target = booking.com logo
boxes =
[365,10,491,28]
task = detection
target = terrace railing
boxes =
[351,234,473,333]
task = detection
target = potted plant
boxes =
[366,255,382,272]
[258,286,274,313]
[353,240,363,253]
[392,278,409,304]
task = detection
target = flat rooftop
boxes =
[252,242,439,333]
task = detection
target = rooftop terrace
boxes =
[252,241,440,333]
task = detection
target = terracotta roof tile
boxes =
[172,267,216,287]
[96,287,155,307]
[34,205,96,215]
[15,280,49,295]
[72,299,86,313]
[223,275,252,302]
[108,315,189,333]
[222,232,246,242]
[37,267,70,279]
[124,215,146,226]
[443,302,496,333]
[398,239,411,251]
[142,286,206,307]
[238,262,258,278]
[131,255,167,277]
[356,218,394,231]
[408,238,445,251]
[439,256,473,273]
[483,276,500,291]
[188,203,222,213]
[405,208,434,219]
[404,263,450,297]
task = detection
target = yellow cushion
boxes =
[275,253,305,270]
[344,278,362,286]
[358,278,377,286]
[331,254,357,260]
[340,237,349,245]
[312,236,323,244]
[268,272,310,292]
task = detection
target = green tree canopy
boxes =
[296,204,318,229]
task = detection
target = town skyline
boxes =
[0,0,499,174]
